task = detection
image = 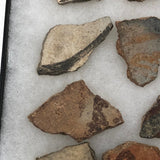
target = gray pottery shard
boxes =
[57,0,91,5]
[36,143,96,160]
[37,17,113,75]
[116,17,160,87]
[140,95,160,138]
[28,80,123,142]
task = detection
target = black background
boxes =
[0,0,11,133]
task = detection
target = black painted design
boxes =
[87,95,109,135]
[37,23,113,75]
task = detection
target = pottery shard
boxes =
[116,17,160,87]
[102,141,160,160]
[140,95,160,138]
[128,0,144,2]
[36,143,96,160]
[28,80,123,142]
[37,17,113,75]
[57,0,90,5]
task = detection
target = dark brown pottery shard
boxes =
[116,17,160,87]
[28,80,123,142]
[140,95,160,138]
[102,141,160,160]
[36,143,96,160]
[57,0,91,5]
[37,17,113,75]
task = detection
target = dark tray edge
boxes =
[0,0,11,133]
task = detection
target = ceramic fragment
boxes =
[28,80,123,142]
[38,17,113,75]
[140,95,160,138]
[102,141,160,160]
[116,17,160,86]
[57,0,90,5]
[36,143,96,160]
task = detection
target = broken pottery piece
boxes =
[57,0,90,5]
[28,80,123,142]
[140,95,160,138]
[38,17,113,75]
[36,143,96,160]
[116,17,160,87]
[128,0,144,2]
[102,141,160,160]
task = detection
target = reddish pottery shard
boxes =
[28,80,123,142]
[140,95,160,138]
[102,141,160,160]
[116,17,160,87]
[36,143,96,160]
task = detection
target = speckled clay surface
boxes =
[116,17,160,87]
[140,95,160,138]
[102,142,160,160]
[36,143,96,160]
[29,80,123,142]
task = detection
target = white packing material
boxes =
[0,0,160,160]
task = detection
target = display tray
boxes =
[1,0,160,160]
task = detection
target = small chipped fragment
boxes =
[57,0,90,5]
[36,143,96,160]
[38,17,113,75]
[128,0,144,2]
[140,95,160,138]
[116,17,160,87]
[102,141,160,160]
[28,80,123,142]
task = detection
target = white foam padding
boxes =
[1,0,160,159]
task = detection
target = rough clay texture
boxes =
[140,95,160,138]
[37,17,113,75]
[57,0,90,5]
[102,141,160,160]
[36,143,96,160]
[116,17,160,87]
[28,80,123,142]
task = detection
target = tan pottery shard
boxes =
[57,0,91,5]
[28,80,123,142]
[36,143,96,160]
[116,17,160,87]
[140,95,160,138]
[37,17,113,75]
[102,141,160,160]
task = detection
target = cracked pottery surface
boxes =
[116,17,160,87]
[36,143,96,160]
[102,141,160,160]
[28,80,123,142]
[140,95,160,138]
[37,17,113,75]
